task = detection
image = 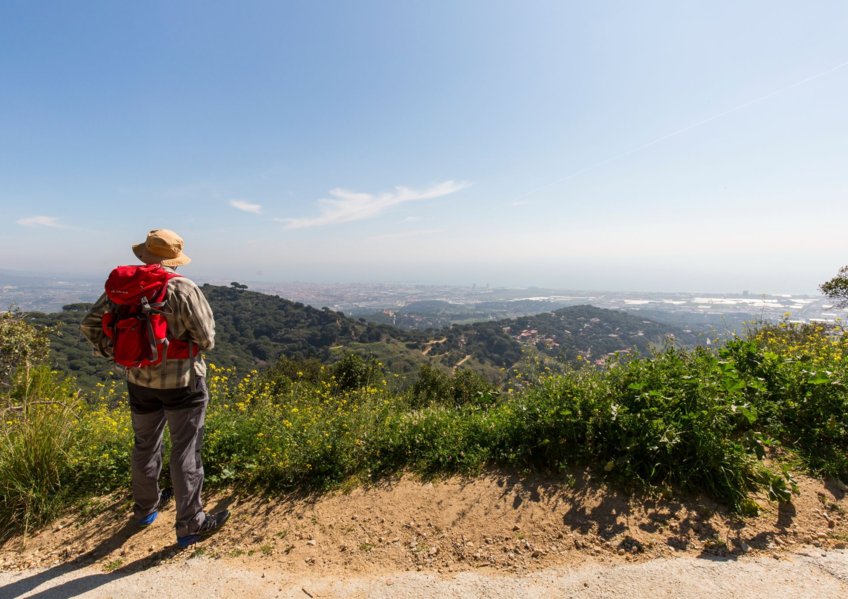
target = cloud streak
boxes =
[275,181,469,229]
[230,200,263,214]
[17,216,72,229]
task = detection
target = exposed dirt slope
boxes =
[1,471,845,579]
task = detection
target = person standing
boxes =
[81,229,230,547]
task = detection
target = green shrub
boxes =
[410,364,451,406]
[264,355,325,389]
[330,352,382,393]
[410,364,496,408]
[452,369,496,406]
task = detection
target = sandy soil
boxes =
[1,470,846,597]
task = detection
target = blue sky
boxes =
[1,1,847,293]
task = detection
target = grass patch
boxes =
[704,537,727,550]
[103,559,123,572]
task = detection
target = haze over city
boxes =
[2,2,847,294]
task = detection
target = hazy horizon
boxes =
[0,265,826,297]
[2,2,847,294]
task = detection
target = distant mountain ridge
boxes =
[26,285,698,391]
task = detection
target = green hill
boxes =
[26,285,697,391]
[357,299,581,330]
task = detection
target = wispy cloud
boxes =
[17,216,72,229]
[275,181,469,229]
[230,199,263,214]
[399,216,423,224]
[511,200,536,207]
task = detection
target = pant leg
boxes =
[130,409,167,520]
[165,380,208,537]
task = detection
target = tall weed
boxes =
[0,367,80,537]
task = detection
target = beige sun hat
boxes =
[132,229,191,266]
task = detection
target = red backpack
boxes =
[101,265,193,368]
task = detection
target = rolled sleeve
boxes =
[180,287,215,351]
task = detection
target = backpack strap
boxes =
[159,337,170,388]
[161,271,195,390]
[139,297,159,363]
[188,340,197,393]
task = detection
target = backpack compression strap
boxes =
[139,296,169,364]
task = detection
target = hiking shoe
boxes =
[176,509,231,547]
[138,487,174,527]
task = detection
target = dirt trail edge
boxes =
[1,550,846,598]
[1,472,846,597]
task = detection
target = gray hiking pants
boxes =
[128,377,208,538]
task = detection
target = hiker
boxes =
[80,229,230,547]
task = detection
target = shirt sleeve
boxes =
[79,293,113,358]
[179,285,216,351]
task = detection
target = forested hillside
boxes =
[26,285,696,391]
[26,285,424,390]
[358,299,581,330]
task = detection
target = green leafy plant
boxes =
[759,467,798,503]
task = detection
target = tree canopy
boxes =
[820,266,848,309]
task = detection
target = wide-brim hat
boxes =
[132,229,191,267]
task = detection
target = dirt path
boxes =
[1,550,845,598]
[453,355,471,370]
[422,338,447,356]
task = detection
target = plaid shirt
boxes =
[80,267,215,389]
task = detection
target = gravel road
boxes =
[1,549,845,598]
